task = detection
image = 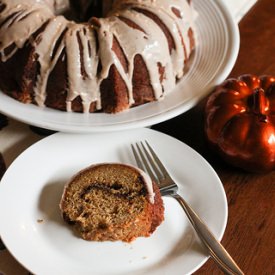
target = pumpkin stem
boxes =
[253,88,268,122]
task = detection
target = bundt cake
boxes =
[0,0,196,113]
[59,163,164,242]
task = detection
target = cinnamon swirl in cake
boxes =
[60,163,164,242]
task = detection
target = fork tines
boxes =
[131,141,169,187]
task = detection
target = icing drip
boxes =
[65,24,100,112]
[119,9,170,99]
[0,0,196,113]
[33,16,68,107]
[135,166,155,204]
[0,1,53,61]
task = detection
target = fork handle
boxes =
[172,193,244,275]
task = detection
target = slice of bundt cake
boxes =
[60,163,164,242]
[0,0,196,114]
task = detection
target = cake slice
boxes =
[60,163,164,242]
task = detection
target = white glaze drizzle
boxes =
[0,0,196,113]
[134,165,155,204]
[0,1,53,61]
[32,16,67,107]
[65,24,100,112]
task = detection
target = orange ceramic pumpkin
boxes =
[205,74,275,172]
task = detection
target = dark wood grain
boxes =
[153,0,275,274]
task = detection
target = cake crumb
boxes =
[37,219,44,223]
[142,256,147,260]
[60,163,164,242]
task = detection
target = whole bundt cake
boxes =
[60,163,164,242]
[0,0,196,113]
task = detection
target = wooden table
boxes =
[0,1,274,274]
[153,0,275,274]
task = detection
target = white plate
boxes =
[0,128,228,275]
[0,0,239,133]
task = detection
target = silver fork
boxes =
[131,141,244,275]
